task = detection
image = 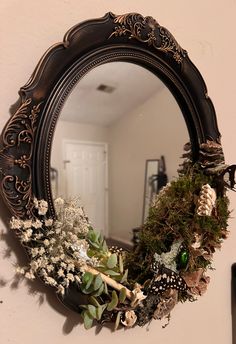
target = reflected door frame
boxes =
[62,139,109,237]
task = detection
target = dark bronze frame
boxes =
[0,11,221,219]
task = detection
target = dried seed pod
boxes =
[153,289,178,319]
[178,142,193,175]
[196,184,216,216]
[198,140,225,173]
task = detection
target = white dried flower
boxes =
[57,285,65,296]
[30,261,39,271]
[9,197,107,294]
[15,266,26,274]
[23,220,32,229]
[67,263,75,272]
[57,268,65,277]
[32,219,42,229]
[20,229,33,242]
[31,248,39,257]
[10,218,22,230]
[43,239,50,247]
[54,198,65,207]
[41,258,49,267]
[35,233,43,239]
[90,257,99,267]
[33,198,39,208]
[37,200,48,215]
[60,231,67,238]
[55,228,62,234]
[50,238,56,244]
[68,233,78,241]
[62,278,70,288]
[67,273,75,282]
[51,256,60,263]
[46,265,54,273]
[64,207,77,227]
[45,276,57,286]
[54,220,62,228]
[74,275,81,284]
[45,219,53,227]
[78,264,87,273]
[68,198,80,208]
[131,284,147,307]
[38,247,45,256]
[64,241,71,249]
[121,310,137,328]
[73,222,90,235]
[40,269,47,277]
[26,228,33,236]
[25,271,35,280]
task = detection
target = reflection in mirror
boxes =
[51,62,189,248]
[142,159,160,225]
[142,157,168,225]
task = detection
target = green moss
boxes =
[125,163,230,281]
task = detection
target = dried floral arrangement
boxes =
[10,141,234,330]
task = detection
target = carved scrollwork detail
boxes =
[2,175,33,218]
[1,98,40,150]
[0,98,42,218]
[109,13,187,64]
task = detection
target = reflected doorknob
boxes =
[63,160,71,168]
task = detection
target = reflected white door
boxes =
[64,141,108,235]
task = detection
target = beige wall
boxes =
[0,1,236,343]
[108,86,188,242]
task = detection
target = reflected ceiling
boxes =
[61,62,165,126]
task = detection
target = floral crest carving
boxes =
[109,13,187,64]
[0,98,41,218]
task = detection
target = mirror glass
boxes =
[51,62,189,247]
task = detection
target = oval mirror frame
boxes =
[0,12,224,317]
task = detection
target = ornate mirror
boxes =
[0,13,233,330]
